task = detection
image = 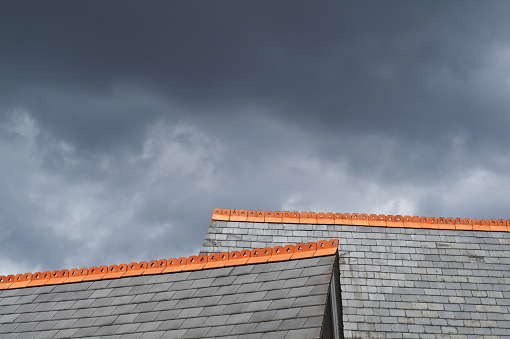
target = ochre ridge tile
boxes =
[212,208,510,233]
[0,239,339,291]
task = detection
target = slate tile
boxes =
[130,293,156,304]
[139,331,167,339]
[278,317,307,331]
[196,296,222,307]
[89,288,113,298]
[253,320,283,333]
[192,287,219,298]
[174,297,201,309]
[126,284,153,295]
[69,298,95,309]
[297,305,324,318]
[237,282,264,294]
[241,291,268,303]
[211,276,237,287]
[254,271,281,282]
[267,297,296,311]
[110,304,137,316]
[52,318,78,330]
[12,322,37,332]
[179,316,209,329]
[207,267,234,278]
[197,305,227,317]
[53,328,79,338]
[108,286,134,297]
[106,277,133,288]
[110,295,136,306]
[115,323,141,334]
[17,294,37,305]
[176,307,203,319]
[51,300,76,311]
[125,275,152,286]
[148,282,174,293]
[114,313,139,324]
[244,300,273,312]
[93,324,120,336]
[206,325,235,337]
[218,293,245,305]
[93,314,118,327]
[91,306,116,317]
[137,321,163,333]
[87,280,111,290]
[286,286,314,298]
[73,317,98,328]
[156,319,185,331]
[172,289,197,300]
[152,299,179,311]
[150,291,177,302]
[249,310,277,323]
[32,286,55,295]
[0,313,20,324]
[182,327,213,338]
[33,330,59,339]
[263,289,290,301]
[280,277,309,289]
[0,322,19,333]
[229,323,258,335]
[131,301,158,313]
[32,311,58,322]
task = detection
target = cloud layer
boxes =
[2,1,510,274]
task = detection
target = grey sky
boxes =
[2,1,510,275]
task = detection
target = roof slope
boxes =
[0,242,338,339]
[202,209,510,338]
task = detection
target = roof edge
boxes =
[0,239,339,291]
[212,208,510,232]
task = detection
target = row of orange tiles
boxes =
[212,208,510,232]
[0,239,338,290]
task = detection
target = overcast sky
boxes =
[2,1,510,275]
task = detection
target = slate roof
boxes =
[202,209,510,338]
[0,240,340,339]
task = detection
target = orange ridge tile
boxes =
[123,262,147,277]
[64,268,88,283]
[46,270,70,285]
[27,271,51,287]
[203,252,229,269]
[8,273,32,289]
[211,208,510,233]
[1,239,339,290]
[143,260,167,275]
[163,257,187,273]
[267,245,294,262]
[0,275,15,290]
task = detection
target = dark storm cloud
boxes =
[2,1,510,274]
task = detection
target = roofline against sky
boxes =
[0,239,339,290]
[213,208,510,232]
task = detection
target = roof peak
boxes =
[0,239,338,290]
[213,208,510,232]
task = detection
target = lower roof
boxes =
[0,254,336,339]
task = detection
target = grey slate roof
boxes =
[201,220,510,338]
[0,254,337,339]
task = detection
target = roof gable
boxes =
[0,240,340,338]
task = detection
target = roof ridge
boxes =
[0,239,339,290]
[212,208,510,232]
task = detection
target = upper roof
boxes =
[0,240,339,339]
[203,208,510,338]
